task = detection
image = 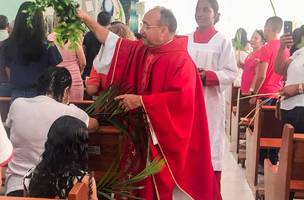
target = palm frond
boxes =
[86,83,164,199]
[269,0,277,16]
[97,157,165,200]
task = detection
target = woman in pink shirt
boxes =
[48,32,86,101]
[241,30,265,94]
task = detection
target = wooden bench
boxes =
[230,90,255,167]
[264,124,304,200]
[88,125,122,179]
[245,103,284,196]
[0,182,88,200]
[0,96,94,122]
[227,86,239,137]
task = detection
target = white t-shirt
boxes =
[5,95,89,194]
[281,47,304,110]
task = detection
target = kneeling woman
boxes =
[5,67,98,196]
[24,116,97,199]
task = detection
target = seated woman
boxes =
[24,116,97,199]
[5,67,98,196]
[0,115,13,186]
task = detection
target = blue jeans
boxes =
[0,83,11,96]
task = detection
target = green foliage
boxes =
[24,0,86,49]
[97,157,165,200]
[232,31,245,51]
[269,0,277,16]
[86,83,165,199]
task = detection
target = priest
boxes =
[78,6,221,200]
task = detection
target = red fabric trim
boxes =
[194,26,217,43]
[205,70,219,86]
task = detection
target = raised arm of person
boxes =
[77,10,109,44]
[274,34,293,75]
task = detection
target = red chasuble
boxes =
[106,36,221,200]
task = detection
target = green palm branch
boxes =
[97,157,165,200]
[86,83,165,199]
[269,0,277,16]
[25,0,86,49]
[232,31,245,51]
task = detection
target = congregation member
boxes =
[0,115,13,187]
[241,30,265,94]
[5,67,98,196]
[249,16,289,106]
[48,16,86,101]
[82,11,111,79]
[86,21,135,96]
[0,2,62,101]
[77,5,221,200]
[250,16,289,167]
[24,116,97,200]
[0,15,9,42]
[289,25,304,56]
[275,31,304,133]
[187,0,238,190]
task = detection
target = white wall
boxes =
[143,0,304,38]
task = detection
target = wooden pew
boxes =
[0,96,94,122]
[88,125,122,179]
[227,86,239,137]
[0,182,88,200]
[245,103,284,196]
[230,90,255,167]
[264,124,304,200]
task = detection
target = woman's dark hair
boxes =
[3,1,46,64]
[37,66,72,102]
[254,29,266,43]
[28,116,89,199]
[290,25,304,55]
[234,28,248,48]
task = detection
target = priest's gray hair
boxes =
[155,6,177,34]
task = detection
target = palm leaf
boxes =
[97,157,165,200]
[85,83,164,199]
[269,0,277,16]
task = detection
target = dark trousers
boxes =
[281,107,304,133]
[7,190,24,196]
[259,98,279,165]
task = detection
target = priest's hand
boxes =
[115,94,143,112]
[77,9,89,22]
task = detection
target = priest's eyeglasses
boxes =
[140,22,162,31]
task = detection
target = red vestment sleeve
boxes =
[205,70,220,86]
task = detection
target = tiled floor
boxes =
[221,136,254,200]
